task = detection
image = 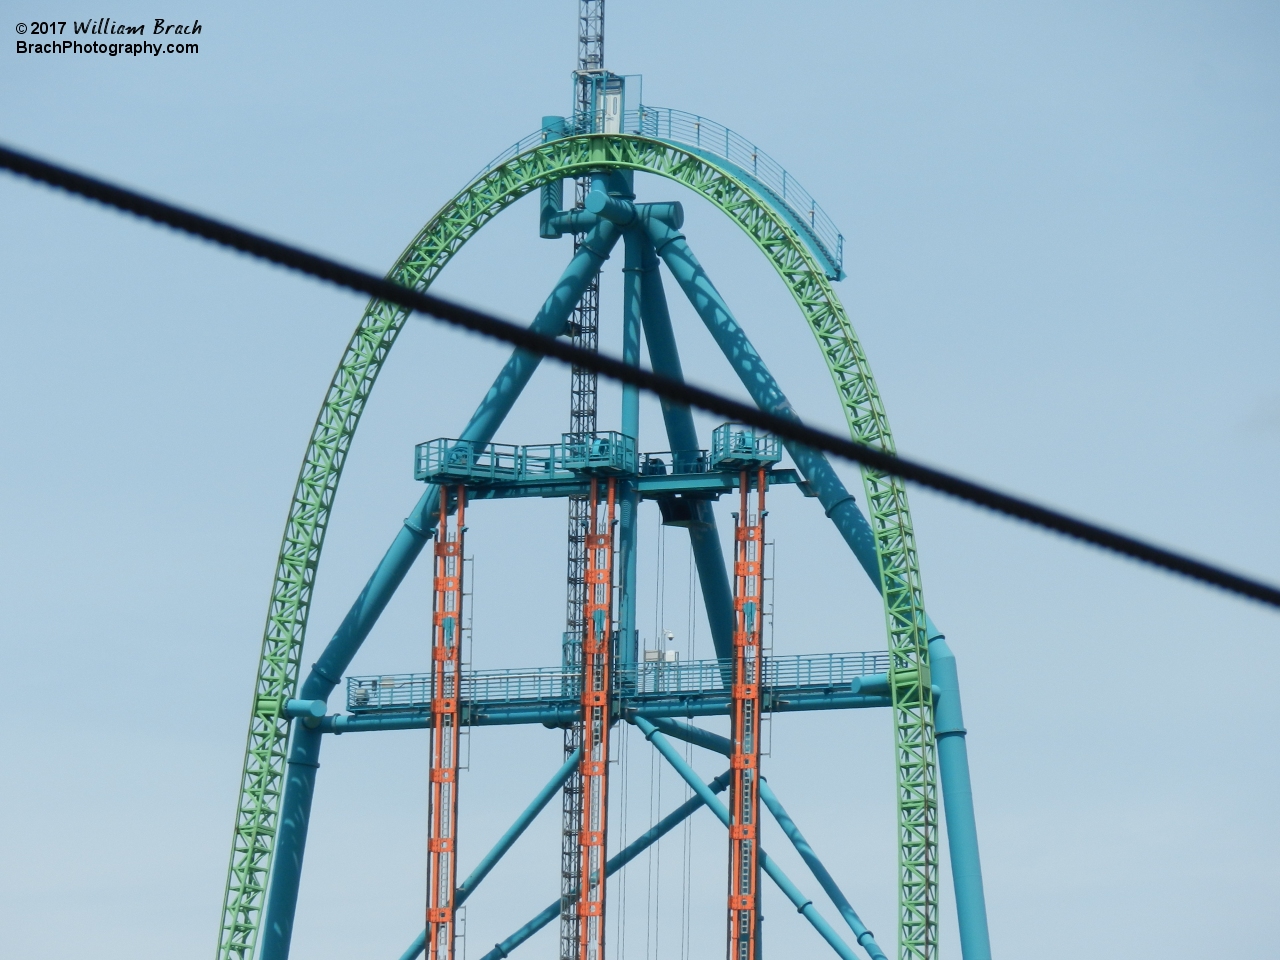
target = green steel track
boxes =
[217,134,937,960]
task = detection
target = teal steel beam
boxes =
[618,228,642,669]
[632,717,861,960]
[223,133,942,960]
[538,116,567,239]
[319,688,892,734]
[928,630,991,960]
[584,200,883,587]
[624,213,939,955]
[631,227,736,664]
[456,748,582,904]
[643,720,888,959]
[397,749,583,960]
[441,468,806,502]
[759,782,888,960]
[464,769,734,960]
[258,222,623,960]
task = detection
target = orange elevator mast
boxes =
[729,469,766,960]
[576,477,617,960]
[426,486,466,960]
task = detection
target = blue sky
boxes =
[1,2,1277,958]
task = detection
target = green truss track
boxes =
[216,134,937,960]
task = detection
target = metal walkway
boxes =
[334,651,891,731]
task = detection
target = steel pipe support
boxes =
[396,750,585,960]
[259,724,321,960]
[630,228,737,664]
[618,231,643,669]
[641,218,883,588]
[639,719,889,959]
[585,192,685,230]
[282,699,326,720]
[930,631,992,960]
[455,747,582,905]
[462,769,733,960]
[759,780,888,960]
[632,717,861,960]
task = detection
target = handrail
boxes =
[464,108,845,279]
[629,106,844,277]
[346,651,890,712]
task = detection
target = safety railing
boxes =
[628,106,843,276]
[710,423,782,469]
[415,432,637,484]
[466,108,844,279]
[346,651,889,713]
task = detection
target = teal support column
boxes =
[630,228,736,664]
[465,769,734,960]
[637,218,883,588]
[632,717,861,960]
[583,202,993,957]
[539,115,567,239]
[618,231,643,669]
[259,222,623,960]
[929,630,991,960]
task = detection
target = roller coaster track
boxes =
[215,132,936,960]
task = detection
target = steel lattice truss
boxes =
[216,133,937,960]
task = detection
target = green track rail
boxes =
[216,134,937,960]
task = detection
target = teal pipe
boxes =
[640,218,883,586]
[539,115,567,239]
[929,631,991,960]
[645,719,887,959]
[632,717,861,960]
[759,780,888,960]
[455,748,582,904]
[646,715,733,755]
[585,196,881,586]
[465,769,733,960]
[600,202,995,958]
[260,222,623,960]
[630,229,736,664]
[397,749,583,960]
[618,232,642,669]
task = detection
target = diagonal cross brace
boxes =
[644,717,887,959]
[632,716,864,960]
[404,768,734,960]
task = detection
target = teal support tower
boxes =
[217,35,990,960]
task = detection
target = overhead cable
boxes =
[2,141,1277,610]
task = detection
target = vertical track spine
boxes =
[728,470,765,960]
[426,486,466,960]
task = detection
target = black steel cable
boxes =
[3,141,1278,610]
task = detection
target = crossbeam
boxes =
[327,653,890,731]
[634,717,888,960]
[632,717,861,960]
[435,467,806,502]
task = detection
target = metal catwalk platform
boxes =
[326,651,892,731]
